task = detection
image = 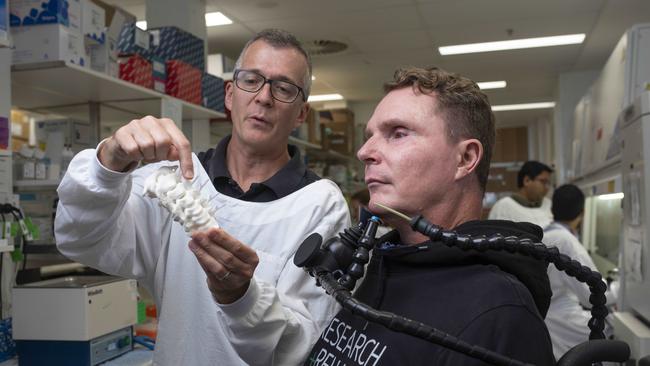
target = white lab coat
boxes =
[488,196,553,229]
[543,222,615,360]
[55,149,351,366]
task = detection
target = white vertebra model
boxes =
[143,166,218,233]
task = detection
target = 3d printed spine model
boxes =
[143,166,218,233]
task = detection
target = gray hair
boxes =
[234,29,312,99]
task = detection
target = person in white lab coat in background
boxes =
[543,184,616,359]
[489,160,554,228]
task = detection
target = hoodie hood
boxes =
[372,219,552,317]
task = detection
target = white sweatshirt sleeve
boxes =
[215,186,351,366]
[54,149,170,292]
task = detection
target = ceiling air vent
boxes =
[304,40,348,56]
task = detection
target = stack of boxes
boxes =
[165,60,201,104]
[146,26,204,70]
[9,0,130,74]
[87,0,134,77]
[10,1,225,111]
[10,0,86,66]
[117,21,152,88]
[144,27,205,103]
[118,54,153,89]
[202,73,225,112]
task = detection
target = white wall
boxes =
[553,70,599,184]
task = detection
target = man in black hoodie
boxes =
[304,67,556,366]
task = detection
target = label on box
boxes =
[9,0,81,31]
[154,79,165,93]
[134,27,149,49]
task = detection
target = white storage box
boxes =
[81,0,104,44]
[10,0,81,32]
[12,23,88,66]
[13,276,138,341]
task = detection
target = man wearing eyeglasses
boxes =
[488,160,554,228]
[55,29,350,365]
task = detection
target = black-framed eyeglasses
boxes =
[234,69,306,103]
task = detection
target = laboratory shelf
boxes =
[288,136,321,150]
[11,61,226,120]
[14,179,61,188]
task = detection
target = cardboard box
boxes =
[119,54,153,89]
[202,72,225,112]
[82,1,132,76]
[91,0,135,31]
[87,40,117,76]
[81,0,104,44]
[92,1,133,58]
[117,22,149,56]
[166,60,201,104]
[12,23,88,66]
[10,0,81,32]
[147,26,205,71]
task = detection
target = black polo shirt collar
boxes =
[203,135,309,201]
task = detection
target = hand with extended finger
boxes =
[98,115,194,179]
[189,228,260,304]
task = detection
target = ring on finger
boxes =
[218,271,232,281]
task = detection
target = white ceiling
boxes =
[110,0,650,127]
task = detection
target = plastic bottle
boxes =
[34,149,48,180]
[15,146,35,180]
[61,145,74,179]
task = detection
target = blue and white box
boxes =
[0,0,8,46]
[9,0,81,32]
[202,73,225,112]
[88,39,117,76]
[147,26,205,71]
[12,23,87,66]
[117,22,149,55]
[81,0,104,44]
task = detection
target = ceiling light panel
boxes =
[205,12,232,27]
[137,12,232,30]
[491,102,556,112]
[477,81,507,90]
[308,94,344,102]
[439,34,586,55]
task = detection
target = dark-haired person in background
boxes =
[543,184,616,359]
[489,160,554,228]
